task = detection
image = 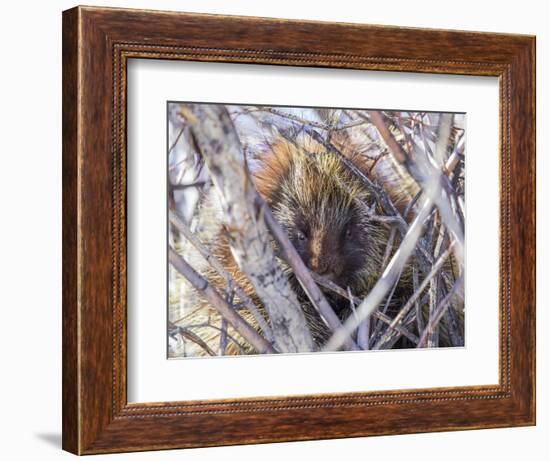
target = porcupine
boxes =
[173,129,463,357]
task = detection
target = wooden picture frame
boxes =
[62,5,536,455]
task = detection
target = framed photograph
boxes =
[62,5,536,455]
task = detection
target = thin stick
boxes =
[333,119,371,131]
[354,288,370,350]
[169,211,273,342]
[259,197,360,351]
[169,125,186,154]
[417,274,464,348]
[183,323,246,354]
[168,322,217,356]
[183,104,315,353]
[381,227,397,271]
[442,299,464,346]
[170,180,210,191]
[324,194,434,352]
[367,111,464,266]
[413,265,423,334]
[427,222,445,347]
[219,317,228,356]
[373,240,456,350]
[254,107,331,129]
[310,273,417,344]
[168,246,276,354]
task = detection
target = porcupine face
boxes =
[274,182,371,291]
[255,136,387,308]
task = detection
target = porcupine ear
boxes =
[252,132,301,203]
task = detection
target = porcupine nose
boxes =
[307,256,327,275]
[309,258,341,281]
[307,230,342,280]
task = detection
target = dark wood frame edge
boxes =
[62,5,536,455]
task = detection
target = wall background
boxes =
[0,1,545,459]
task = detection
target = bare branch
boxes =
[169,321,217,356]
[413,266,423,334]
[183,323,246,354]
[182,104,316,353]
[169,125,186,154]
[366,111,409,164]
[417,274,464,348]
[249,107,330,129]
[367,111,464,266]
[373,240,457,349]
[260,197,359,351]
[311,272,419,345]
[427,222,445,347]
[168,247,276,354]
[355,287,370,350]
[170,180,210,191]
[324,198,435,352]
[169,210,273,342]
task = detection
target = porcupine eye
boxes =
[296,230,307,241]
[291,227,309,257]
[343,218,356,239]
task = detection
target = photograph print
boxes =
[167,103,465,358]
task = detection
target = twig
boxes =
[366,111,464,267]
[219,317,228,356]
[183,104,316,353]
[417,274,464,348]
[168,321,217,356]
[379,309,418,349]
[372,240,456,350]
[442,295,464,346]
[168,246,276,354]
[169,125,186,154]
[381,227,397,270]
[311,273,418,344]
[258,196,360,351]
[413,266,423,334]
[253,107,331,129]
[169,211,274,342]
[426,221,445,347]
[355,288,370,350]
[324,196,433,352]
[366,111,409,164]
[333,119,371,131]
[371,268,403,339]
[183,323,246,354]
[170,180,210,191]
